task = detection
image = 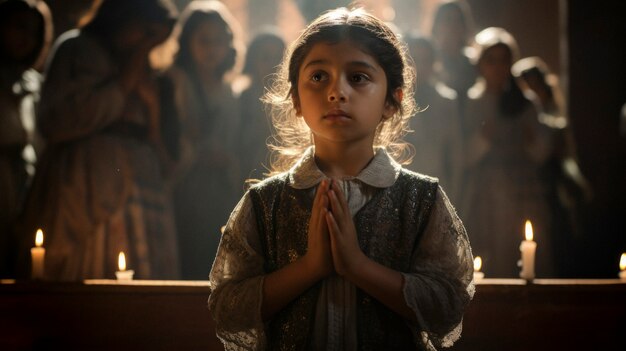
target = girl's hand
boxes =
[326,179,366,277]
[303,179,334,280]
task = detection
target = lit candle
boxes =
[519,220,537,280]
[619,253,626,280]
[473,256,484,280]
[31,229,45,280]
[115,251,134,281]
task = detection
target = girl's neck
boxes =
[313,142,375,178]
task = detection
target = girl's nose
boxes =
[328,79,347,102]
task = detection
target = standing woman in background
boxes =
[165,0,243,279]
[0,0,52,278]
[430,0,477,117]
[461,27,554,278]
[404,34,464,204]
[513,57,592,277]
[237,29,286,182]
[19,0,180,281]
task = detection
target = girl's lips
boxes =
[324,110,351,120]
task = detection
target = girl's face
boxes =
[295,40,396,148]
[189,19,230,73]
[479,44,512,91]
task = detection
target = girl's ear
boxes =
[292,94,302,116]
[383,88,403,119]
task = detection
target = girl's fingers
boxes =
[317,205,328,234]
[331,179,350,213]
[311,180,327,223]
[328,189,346,222]
[325,211,340,239]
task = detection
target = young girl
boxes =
[209,8,474,350]
[460,28,553,278]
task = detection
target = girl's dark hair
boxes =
[174,0,238,79]
[264,7,416,174]
[0,0,46,68]
[475,27,529,117]
[83,0,177,51]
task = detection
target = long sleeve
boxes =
[208,192,267,350]
[402,187,474,348]
[37,30,126,144]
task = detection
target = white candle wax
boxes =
[473,256,484,281]
[519,221,536,280]
[619,271,626,280]
[31,229,45,280]
[115,270,135,281]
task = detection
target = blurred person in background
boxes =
[236,28,285,183]
[405,34,463,204]
[513,56,592,277]
[18,0,180,281]
[165,0,243,279]
[0,0,51,278]
[430,0,477,122]
[461,27,554,278]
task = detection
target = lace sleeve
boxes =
[402,186,475,349]
[208,192,267,350]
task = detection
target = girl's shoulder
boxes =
[394,168,440,201]
[248,172,290,193]
[398,167,439,185]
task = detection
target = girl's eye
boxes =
[351,73,369,83]
[310,72,327,82]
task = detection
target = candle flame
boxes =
[118,251,126,271]
[525,220,534,241]
[474,256,482,272]
[620,253,626,271]
[35,229,44,247]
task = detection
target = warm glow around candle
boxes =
[35,229,43,247]
[525,220,534,241]
[474,256,482,272]
[620,253,626,271]
[118,252,126,271]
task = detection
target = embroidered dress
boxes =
[209,148,474,350]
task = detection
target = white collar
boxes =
[288,147,401,189]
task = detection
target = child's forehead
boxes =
[301,40,376,64]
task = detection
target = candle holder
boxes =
[115,270,135,281]
[473,271,484,281]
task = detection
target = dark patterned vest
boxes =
[249,170,438,350]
